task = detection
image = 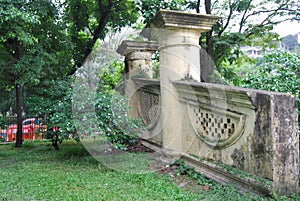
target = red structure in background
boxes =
[5,118,47,142]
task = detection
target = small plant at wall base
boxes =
[171,160,300,200]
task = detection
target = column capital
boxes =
[142,9,221,39]
[117,40,158,56]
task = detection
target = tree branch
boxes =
[238,0,253,33]
[69,0,115,75]
[243,1,290,22]
[218,1,233,37]
[205,0,211,14]
[245,17,293,38]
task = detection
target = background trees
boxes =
[189,0,299,81]
[0,0,142,148]
[0,0,72,147]
[63,0,140,75]
[241,50,300,128]
[0,0,299,147]
[138,0,299,81]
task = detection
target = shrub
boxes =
[241,50,300,128]
[95,91,143,150]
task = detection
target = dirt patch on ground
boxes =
[128,140,204,193]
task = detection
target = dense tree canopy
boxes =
[0,0,73,147]
[64,0,140,74]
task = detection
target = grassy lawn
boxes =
[0,141,298,201]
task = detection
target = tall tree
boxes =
[64,0,140,75]
[0,0,72,147]
[219,0,297,60]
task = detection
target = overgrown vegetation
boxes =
[240,50,300,127]
[95,91,143,150]
[172,160,300,201]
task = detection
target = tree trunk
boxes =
[203,0,213,82]
[205,0,212,56]
[206,31,213,57]
[15,84,23,148]
[52,133,60,150]
[52,142,60,150]
[196,0,201,13]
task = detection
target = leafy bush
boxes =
[241,50,300,127]
[25,79,76,150]
[24,58,143,150]
[95,91,143,150]
[98,60,125,91]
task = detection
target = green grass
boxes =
[0,141,298,201]
[0,141,201,201]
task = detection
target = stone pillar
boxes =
[271,95,299,196]
[117,40,158,118]
[142,10,220,155]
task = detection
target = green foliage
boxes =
[71,54,141,150]
[0,0,73,147]
[0,113,3,128]
[25,78,76,149]
[95,91,143,150]
[190,0,297,81]
[97,59,144,149]
[98,60,125,91]
[137,0,187,24]
[64,0,140,69]
[0,0,40,46]
[0,141,202,200]
[241,50,300,127]
[173,160,299,200]
[242,50,299,95]
[0,0,72,86]
[212,53,258,85]
[173,160,219,187]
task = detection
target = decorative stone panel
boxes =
[188,102,246,149]
[134,78,163,145]
[173,80,299,196]
[138,87,160,127]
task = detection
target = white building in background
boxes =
[241,32,300,58]
[240,46,264,58]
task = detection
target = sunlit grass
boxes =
[0,140,298,201]
[0,141,201,201]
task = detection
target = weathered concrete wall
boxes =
[271,95,299,194]
[117,40,158,119]
[130,78,299,195]
[141,9,220,156]
[173,81,299,195]
[119,9,299,197]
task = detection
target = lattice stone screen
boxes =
[189,102,246,149]
[134,79,161,130]
[138,89,160,127]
